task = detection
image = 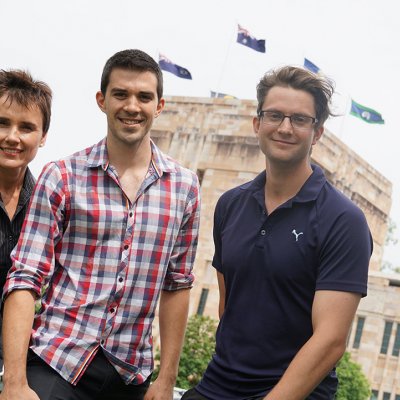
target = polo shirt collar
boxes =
[86,137,177,176]
[241,163,327,206]
[294,164,326,203]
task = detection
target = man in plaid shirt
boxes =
[1,49,200,400]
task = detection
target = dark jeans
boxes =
[181,387,265,400]
[27,349,151,400]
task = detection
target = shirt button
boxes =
[110,308,115,313]
[124,244,129,250]
[260,229,266,236]
[101,339,105,345]
[129,212,133,217]
[8,235,13,241]
[118,277,123,283]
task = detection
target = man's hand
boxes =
[0,383,40,400]
[144,377,174,400]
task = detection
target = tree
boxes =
[336,352,371,400]
[381,218,400,273]
[153,314,218,389]
[385,218,398,246]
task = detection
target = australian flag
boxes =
[159,54,192,80]
[304,58,320,74]
[236,24,265,53]
[350,100,385,124]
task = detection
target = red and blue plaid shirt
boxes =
[4,138,200,385]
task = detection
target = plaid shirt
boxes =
[3,138,200,385]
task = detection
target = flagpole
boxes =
[215,22,237,95]
[337,94,351,141]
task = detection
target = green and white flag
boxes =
[350,100,384,124]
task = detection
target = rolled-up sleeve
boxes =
[162,177,200,291]
[3,162,67,300]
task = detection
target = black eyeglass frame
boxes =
[258,110,318,128]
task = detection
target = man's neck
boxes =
[264,161,312,214]
[106,136,152,171]
[106,138,152,203]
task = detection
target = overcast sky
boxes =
[2,0,399,265]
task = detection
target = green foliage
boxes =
[381,218,399,272]
[153,314,218,389]
[336,352,371,400]
[385,218,398,246]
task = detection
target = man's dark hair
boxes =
[100,49,163,101]
[0,69,52,134]
[256,66,335,128]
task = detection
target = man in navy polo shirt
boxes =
[182,66,372,400]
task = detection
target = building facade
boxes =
[152,96,396,398]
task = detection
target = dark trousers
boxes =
[181,387,265,400]
[27,349,151,400]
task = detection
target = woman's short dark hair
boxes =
[0,69,52,133]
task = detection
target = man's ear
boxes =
[253,116,260,137]
[312,126,324,145]
[96,91,106,113]
[154,98,165,118]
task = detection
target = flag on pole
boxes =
[304,58,320,74]
[158,54,192,80]
[210,91,237,99]
[350,100,385,124]
[236,24,265,53]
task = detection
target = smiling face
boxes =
[253,86,323,169]
[96,68,164,151]
[0,95,46,175]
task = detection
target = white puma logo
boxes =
[292,229,303,241]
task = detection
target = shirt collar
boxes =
[86,138,178,176]
[15,167,35,208]
[22,167,35,195]
[86,138,108,170]
[294,164,327,203]
[149,140,177,176]
[241,164,327,205]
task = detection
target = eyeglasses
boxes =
[258,110,318,131]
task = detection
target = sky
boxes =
[2,0,399,266]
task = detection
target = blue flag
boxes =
[350,100,385,124]
[210,91,237,99]
[159,54,192,80]
[304,58,320,74]
[236,25,265,53]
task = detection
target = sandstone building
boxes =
[152,96,397,399]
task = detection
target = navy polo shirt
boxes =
[196,165,372,400]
